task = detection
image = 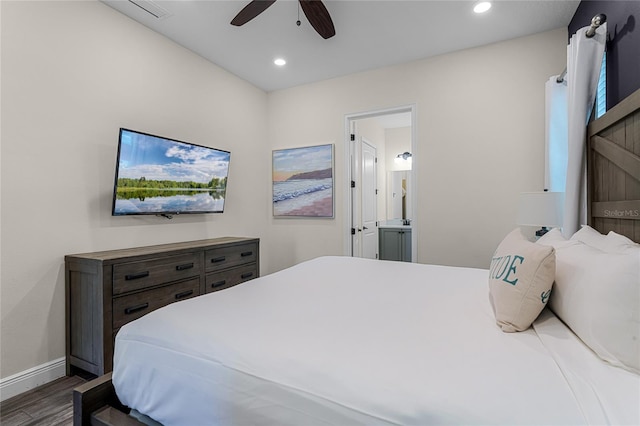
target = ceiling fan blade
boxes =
[299,0,335,39]
[231,0,277,26]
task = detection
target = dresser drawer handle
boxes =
[241,251,253,257]
[175,290,194,300]
[211,280,226,288]
[125,271,149,281]
[241,272,254,279]
[124,303,149,315]
[211,256,226,263]
[176,263,194,271]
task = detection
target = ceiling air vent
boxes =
[128,0,170,19]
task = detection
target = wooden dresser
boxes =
[65,237,259,376]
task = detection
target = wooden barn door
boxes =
[587,89,640,241]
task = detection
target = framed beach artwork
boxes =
[272,144,334,218]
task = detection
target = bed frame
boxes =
[72,88,640,425]
[72,373,142,425]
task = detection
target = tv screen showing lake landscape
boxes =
[112,129,230,216]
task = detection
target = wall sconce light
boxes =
[517,191,564,237]
[394,152,412,164]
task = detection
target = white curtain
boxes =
[562,23,607,237]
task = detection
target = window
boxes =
[595,51,606,119]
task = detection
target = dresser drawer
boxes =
[112,277,200,329]
[205,263,257,293]
[113,253,201,295]
[205,243,257,272]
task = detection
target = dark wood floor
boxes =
[0,375,87,426]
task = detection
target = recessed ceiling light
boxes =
[274,58,286,66]
[474,1,491,13]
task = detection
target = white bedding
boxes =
[113,256,640,425]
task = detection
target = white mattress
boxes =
[113,256,640,425]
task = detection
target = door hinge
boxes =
[375,157,378,163]
[375,189,378,195]
[351,180,355,188]
[350,134,355,141]
[376,253,378,259]
[351,228,356,235]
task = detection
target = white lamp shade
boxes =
[517,192,564,227]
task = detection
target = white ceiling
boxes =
[102,0,579,92]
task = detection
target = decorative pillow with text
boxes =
[488,228,556,332]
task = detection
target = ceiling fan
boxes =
[231,0,336,39]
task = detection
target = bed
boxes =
[111,255,638,425]
[73,88,640,425]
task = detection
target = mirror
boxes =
[387,171,411,220]
[382,124,412,224]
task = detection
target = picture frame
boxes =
[272,144,334,218]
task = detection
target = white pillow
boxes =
[570,225,640,254]
[537,227,570,246]
[606,231,640,254]
[537,236,640,373]
[488,228,556,332]
[570,225,607,247]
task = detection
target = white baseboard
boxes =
[0,357,66,402]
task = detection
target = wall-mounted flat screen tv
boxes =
[112,128,231,216]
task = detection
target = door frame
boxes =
[343,104,417,260]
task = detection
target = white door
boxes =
[360,140,377,259]
[351,133,377,259]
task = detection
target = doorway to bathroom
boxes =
[344,105,417,262]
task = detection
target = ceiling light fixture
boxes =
[274,58,287,66]
[474,1,492,14]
